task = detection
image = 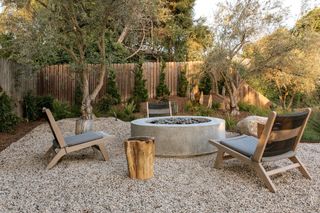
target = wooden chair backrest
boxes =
[252,108,311,162]
[43,108,66,148]
[147,101,172,117]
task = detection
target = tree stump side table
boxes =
[124,136,155,180]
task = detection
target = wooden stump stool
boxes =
[124,136,155,180]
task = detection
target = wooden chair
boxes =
[209,108,312,192]
[43,108,112,169]
[146,101,172,117]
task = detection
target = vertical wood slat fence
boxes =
[0,59,37,116]
[37,61,204,105]
[36,61,271,107]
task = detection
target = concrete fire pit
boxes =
[131,116,225,157]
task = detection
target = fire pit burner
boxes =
[149,117,210,125]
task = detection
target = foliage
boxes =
[156,60,170,99]
[203,0,285,115]
[198,71,212,95]
[52,100,73,120]
[245,28,320,110]
[177,66,189,97]
[22,92,73,121]
[183,100,216,116]
[302,111,320,142]
[74,81,83,107]
[293,7,320,35]
[110,102,136,122]
[245,75,279,104]
[123,101,136,117]
[184,100,194,113]
[194,105,214,116]
[0,92,20,132]
[238,102,270,116]
[224,113,237,131]
[23,91,54,121]
[211,101,221,111]
[131,59,148,111]
[106,68,121,105]
[151,0,212,61]
[96,94,120,114]
[1,0,157,119]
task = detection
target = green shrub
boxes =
[106,68,121,104]
[0,92,20,132]
[156,59,170,99]
[38,95,54,110]
[184,100,194,113]
[183,100,214,116]
[23,91,54,121]
[238,102,270,116]
[224,114,237,131]
[177,66,188,97]
[131,58,148,111]
[96,94,119,113]
[110,102,136,122]
[199,71,212,95]
[211,101,221,110]
[23,91,38,121]
[52,100,73,120]
[302,111,320,142]
[123,101,136,117]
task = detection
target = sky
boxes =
[194,0,320,28]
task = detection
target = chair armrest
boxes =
[257,123,265,138]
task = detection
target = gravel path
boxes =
[0,118,319,213]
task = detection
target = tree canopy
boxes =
[203,0,285,114]
[150,0,212,61]
[294,7,320,35]
[0,0,158,119]
[245,28,320,109]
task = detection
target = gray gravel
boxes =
[0,117,319,213]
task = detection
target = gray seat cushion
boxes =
[220,135,258,157]
[53,131,104,148]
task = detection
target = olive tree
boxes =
[0,0,157,126]
[203,0,285,115]
[246,28,320,110]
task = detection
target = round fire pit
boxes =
[131,116,225,157]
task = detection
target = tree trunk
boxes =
[229,94,240,116]
[124,137,155,180]
[224,78,240,116]
[75,118,93,134]
[288,95,294,110]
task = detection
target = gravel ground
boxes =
[0,118,319,213]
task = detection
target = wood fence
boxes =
[37,61,272,108]
[37,61,203,104]
[0,59,37,116]
[239,83,272,108]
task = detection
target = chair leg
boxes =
[47,149,66,169]
[214,150,225,169]
[97,144,109,161]
[252,162,277,193]
[289,156,312,179]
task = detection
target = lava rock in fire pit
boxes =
[149,117,210,125]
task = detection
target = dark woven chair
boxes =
[146,101,172,117]
[209,108,312,192]
[43,108,113,169]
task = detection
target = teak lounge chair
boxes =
[43,108,111,169]
[209,108,312,192]
[146,101,172,117]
